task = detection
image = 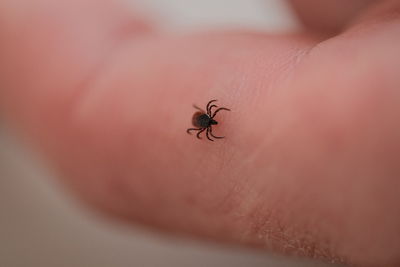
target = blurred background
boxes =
[0,1,338,266]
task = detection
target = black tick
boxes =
[186,99,230,141]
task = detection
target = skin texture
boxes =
[0,0,400,266]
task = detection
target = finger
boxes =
[1,28,315,245]
[288,0,376,35]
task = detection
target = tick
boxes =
[186,99,231,141]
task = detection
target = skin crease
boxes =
[0,0,400,266]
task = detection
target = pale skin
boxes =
[0,0,400,266]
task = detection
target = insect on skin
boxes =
[186,99,231,141]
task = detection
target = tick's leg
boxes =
[187,128,201,134]
[211,107,230,119]
[196,128,206,139]
[206,99,217,114]
[209,126,224,139]
[193,105,205,113]
[206,127,214,141]
[207,104,218,116]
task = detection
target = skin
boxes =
[0,0,399,265]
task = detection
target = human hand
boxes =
[1,0,399,266]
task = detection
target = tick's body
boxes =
[192,112,217,128]
[187,100,230,141]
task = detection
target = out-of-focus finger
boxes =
[289,0,376,35]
